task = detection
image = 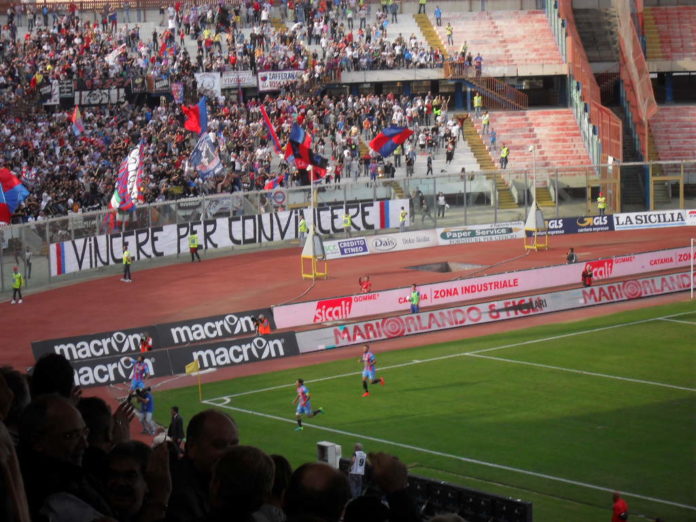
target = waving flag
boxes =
[182,96,208,135]
[109,143,146,212]
[0,168,30,224]
[259,105,283,155]
[369,126,414,157]
[190,132,223,179]
[71,106,85,136]
[285,123,312,169]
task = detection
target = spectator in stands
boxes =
[344,496,390,522]
[284,462,351,522]
[29,353,75,400]
[207,445,275,522]
[366,451,421,521]
[18,395,113,520]
[434,6,442,26]
[418,0,427,14]
[0,366,30,443]
[254,454,292,522]
[105,441,172,522]
[474,53,483,78]
[167,409,239,522]
[473,92,483,118]
[500,144,510,170]
[446,23,454,46]
[597,191,607,216]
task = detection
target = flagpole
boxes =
[197,372,202,402]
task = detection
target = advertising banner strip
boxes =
[33,307,274,363]
[525,215,615,237]
[273,246,696,329]
[73,333,299,388]
[295,272,694,353]
[613,210,688,230]
[50,200,407,276]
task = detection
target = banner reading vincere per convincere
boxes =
[272,246,696,328]
[51,200,407,275]
[295,272,695,352]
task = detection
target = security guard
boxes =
[408,284,421,313]
[446,22,454,46]
[500,144,510,170]
[10,265,24,304]
[597,191,607,216]
[399,206,408,233]
[473,92,483,118]
[299,214,309,244]
[189,231,201,262]
[122,243,133,282]
[343,211,352,238]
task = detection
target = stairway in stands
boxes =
[413,13,447,58]
[462,118,517,209]
[611,106,645,210]
[643,8,664,60]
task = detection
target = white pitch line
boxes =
[467,353,696,392]
[203,400,696,512]
[659,318,696,326]
[214,310,695,400]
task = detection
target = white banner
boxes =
[295,272,694,352]
[221,70,256,89]
[50,200,407,276]
[323,229,438,260]
[436,222,525,245]
[195,72,222,98]
[613,210,687,230]
[273,247,696,328]
[257,70,304,92]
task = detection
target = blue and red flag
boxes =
[259,105,283,155]
[0,168,30,224]
[182,96,208,135]
[369,126,414,157]
[71,106,85,136]
[285,123,312,169]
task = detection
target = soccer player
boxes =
[130,355,150,391]
[293,378,323,431]
[360,345,385,397]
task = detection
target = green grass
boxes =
[154,301,696,522]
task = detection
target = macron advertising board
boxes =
[50,200,407,276]
[296,272,695,352]
[72,332,299,387]
[32,308,273,362]
[273,247,696,328]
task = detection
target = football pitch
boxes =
[153,301,696,522]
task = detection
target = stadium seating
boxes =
[435,10,564,66]
[649,106,696,166]
[644,6,696,61]
[473,109,592,171]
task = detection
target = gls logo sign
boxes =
[547,219,564,229]
[577,216,608,227]
[192,337,287,368]
[371,237,397,251]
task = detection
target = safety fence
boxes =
[1,161,694,294]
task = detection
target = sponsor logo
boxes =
[585,259,614,279]
[441,227,514,240]
[73,355,163,387]
[576,216,608,227]
[547,219,564,229]
[338,239,368,255]
[314,297,353,323]
[168,314,257,345]
[51,331,144,361]
[192,336,287,369]
[370,237,398,251]
[615,211,686,228]
[582,273,692,305]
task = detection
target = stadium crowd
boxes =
[0,354,467,522]
[0,0,467,223]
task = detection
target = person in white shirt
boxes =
[348,443,367,498]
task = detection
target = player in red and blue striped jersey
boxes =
[360,345,385,397]
[293,378,324,431]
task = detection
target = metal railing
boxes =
[443,62,529,110]
[2,160,694,296]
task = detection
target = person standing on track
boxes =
[10,265,24,304]
[408,283,421,313]
[121,243,133,282]
[189,231,202,262]
[293,378,323,431]
[360,345,385,397]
